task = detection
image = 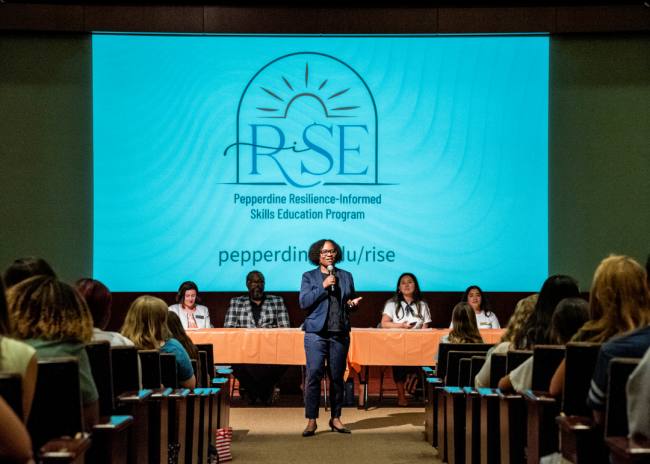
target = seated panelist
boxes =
[168,281,211,329]
[224,271,290,405]
[381,273,432,406]
[450,285,500,329]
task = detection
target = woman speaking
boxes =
[299,239,362,437]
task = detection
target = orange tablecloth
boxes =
[187,328,506,370]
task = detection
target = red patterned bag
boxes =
[215,427,233,462]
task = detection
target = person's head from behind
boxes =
[6,275,93,343]
[75,278,112,330]
[121,295,171,350]
[3,257,56,289]
[461,285,492,316]
[176,281,200,309]
[550,298,589,345]
[449,302,483,343]
[167,311,199,360]
[513,275,580,349]
[575,255,650,343]
[501,293,538,344]
[246,271,265,300]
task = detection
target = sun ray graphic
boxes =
[257,62,359,119]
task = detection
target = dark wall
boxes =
[106,290,536,332]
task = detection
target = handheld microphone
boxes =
[327,265,335,291]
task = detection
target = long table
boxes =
[187,328,506,368]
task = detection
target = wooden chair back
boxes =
[194,344,216,379]
[531,345,566,391]
[160,353,178,389]
[458,358,472,387]
[0,373,23,419]
[469,356,486,387]
[506,350,532,373]
[111,346,140,397]
[27,357,83,450]
[191,359,198,384]
[139,350,162,389]
[605,358,641,438]
[446,351,491,387]
[562,342,601,416]
[86,341,115,416]
[436,343,494,382]
[490,353,507,388]
[199,351,209,388]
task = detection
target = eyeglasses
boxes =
[247,280,265,285]
[320,250,337,256]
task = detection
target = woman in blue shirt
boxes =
[122,295,196,389]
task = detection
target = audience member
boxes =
[0,395,34,464]
[6,276,99,431]
[435,302,484,364]
[3,257,55,289]
[225,271,290,404]
[550,255,650,396]
[75,278,133,346]
[0,278,38,422]
[499,297,589,393]
[452,285,500,329]
[167,311,202,386]
[168,281,211,329]
[381,273,431,406]
[512,275,580,350]
[474,293,537,388]
[122,295,196,389]
[626,346,650,440]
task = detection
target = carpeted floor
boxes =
[229,401,442,463]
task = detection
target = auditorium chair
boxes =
[184,389,202,464]
[555,343,604,464]
[477,352,507,464]
[464,356,486,464]
[194,344,217,380]
[441,351,492,464]
[604,358,650,464]
[160,353,178,388]
[168,388,190,464]
[139,350,162,389]
[86,341,116,416]
[427,343,494,461]
[112,346,152,464]
[0,372,23,418]
[522,346,569,464]
[213,368,233,428]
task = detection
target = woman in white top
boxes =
[451,285,500,329]
[168,281,212,329]
[381,273,432,406]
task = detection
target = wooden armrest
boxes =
[523,390,559,404]
[168,388,191,399]
[38,437,92,463]
[557,415,596,431]
[216,369,233,376]
[496,390,522,401]
[606,436,650,456]
[463,387,478,396]
[117,389,153,404]
[422,367,435,377]
[151,388,172,399]
[93,415,133,432]
[477,388,499,398]
[426,378,443,387]
[442,386,464,396]
[212,377,228,386]
[214,365,231,370]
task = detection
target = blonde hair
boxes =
[448,303,484,344]
[574,255,650,343]
[121,295,171,350]
[501,294,538,343]
[7,275,93,343]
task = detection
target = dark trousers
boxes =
[231,364,288,402]
[304,330,350,419]
[392,365,418,383]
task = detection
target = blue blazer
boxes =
[299,267,358,333]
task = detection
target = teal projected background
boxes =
[93,35,549,292]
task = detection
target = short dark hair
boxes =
[308,239,343,266]
[3,257,56,289]
[176,281,200,304]
[550,297,589,344]
[246,271,264,282]
[75,278,113,330]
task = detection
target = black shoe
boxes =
[302,424,317,437]
[329,419,351,434]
